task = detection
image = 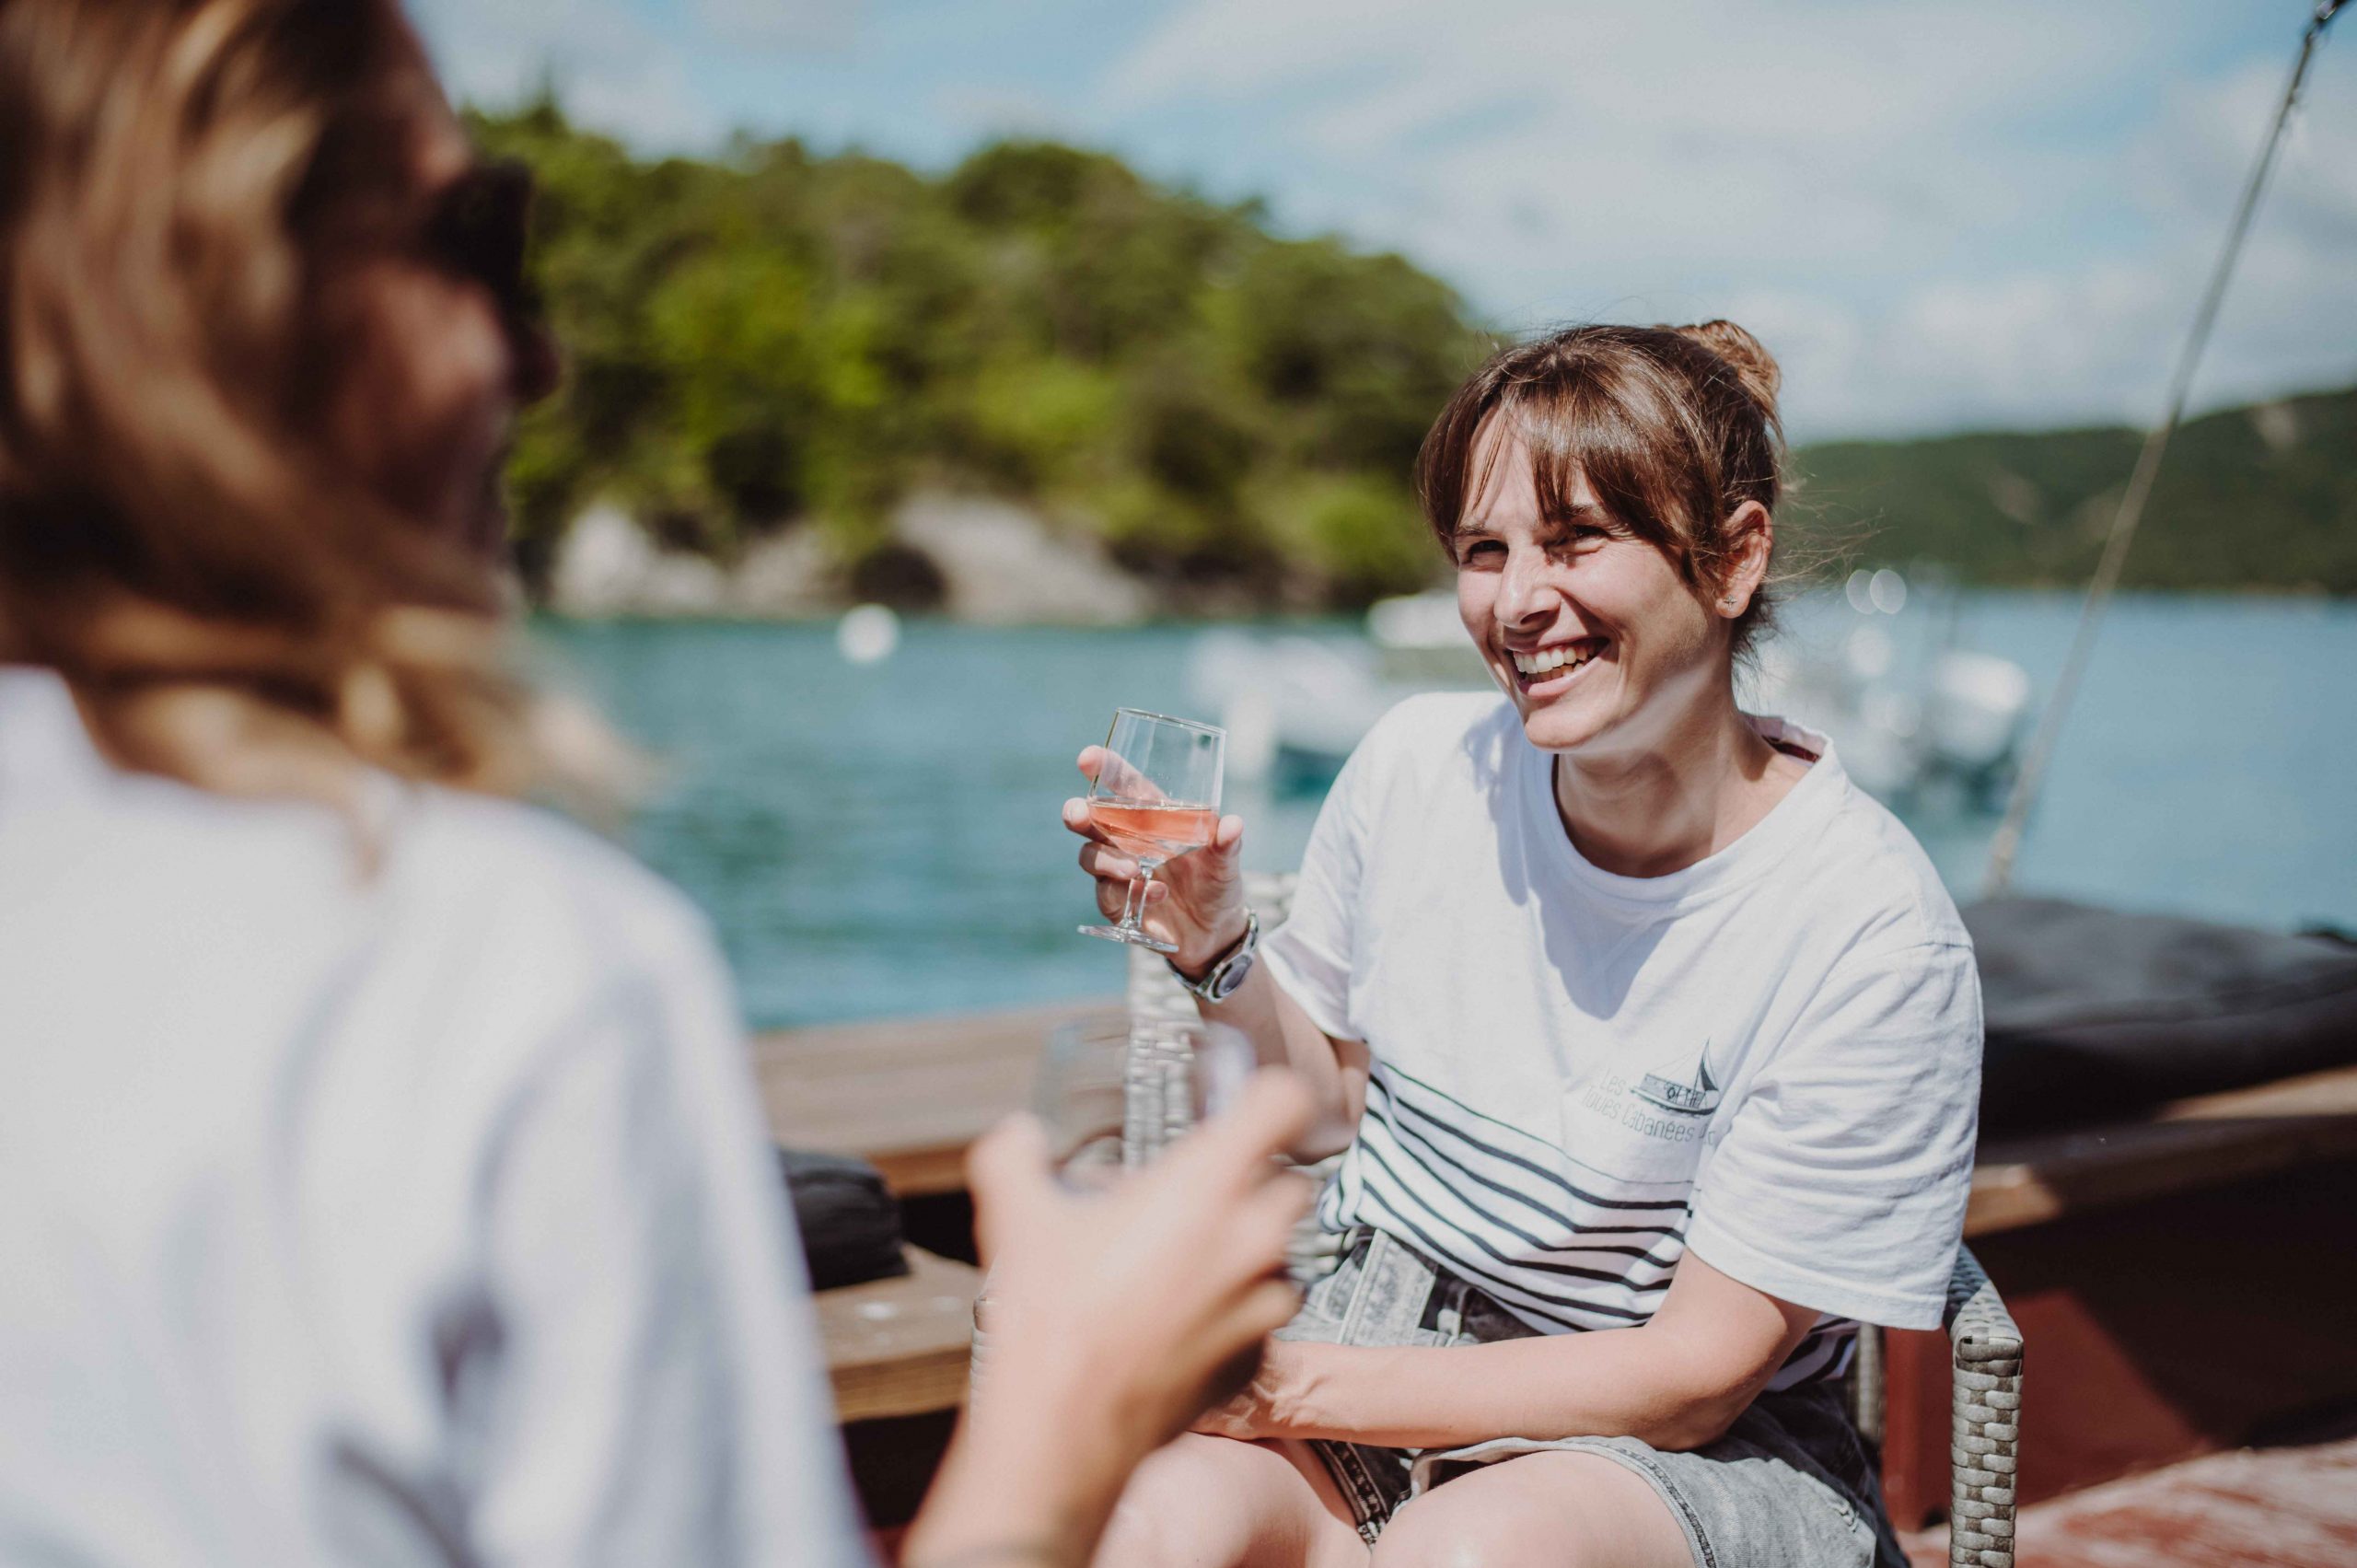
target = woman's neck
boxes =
[1550,684,1803,879]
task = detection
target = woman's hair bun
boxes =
[1671,319,1781,416]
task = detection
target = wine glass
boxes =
[1031,1012,1258,1189]
[970,1012,1258,1397]
[1076,708,1224,955]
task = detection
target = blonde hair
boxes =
[0,0,549,811]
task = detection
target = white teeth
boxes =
[1511,645,1595,677]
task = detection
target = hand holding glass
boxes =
[1077,708,1224,955]
[970,1016,1287,1405]
[1032,1012,1257,1190]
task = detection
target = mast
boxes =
[1982,1,2348,897]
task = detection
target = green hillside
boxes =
[479,99,2354,606]
[474,99,1482,609]
[1794,387,2357,594]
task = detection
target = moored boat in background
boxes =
[1193,575,2034,809]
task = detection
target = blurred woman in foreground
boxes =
[0,3,1310,1564]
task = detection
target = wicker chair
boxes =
[1122,871,2025,1568]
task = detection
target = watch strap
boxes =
[1170,909,1258,1001]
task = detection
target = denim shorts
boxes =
[1274,1227,1910,1568]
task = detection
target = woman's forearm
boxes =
[901,1425,1107,1568]
[1269,1330,1753,1453]
[1192,958,1364,1159]
[900,1349,1140,1568]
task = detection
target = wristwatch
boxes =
[1169,910,1260,1004]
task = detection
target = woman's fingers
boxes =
[962,1112,1055,1267]
[1074,841,1136,882]
[1224,1277,1306,1345]
[1076,844,1175,899]
[1200,1070,1318,1174]
[1061,796,1109,844]
[1078,744,1166,803]
[1213,1167,1314,1273]
[1161,1071,1315,1198]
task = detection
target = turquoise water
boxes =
[539,593,2357,1030]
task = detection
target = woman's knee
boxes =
[1095,1435,1239,1567]
[1093,1434,1346,1568]
[1368,1454,1689,1568]
[1368,1490,1539,1568]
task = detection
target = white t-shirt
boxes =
[0,668,868,1567]
[1262,693,1981,1385]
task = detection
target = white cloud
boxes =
[409,0,714,146]
[1100,0,2357,436]
[691,0,863,52]
[409,0,856,150]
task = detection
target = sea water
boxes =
[538,591,2357,1029]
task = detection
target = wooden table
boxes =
[815,1247,982,1423]
[766,1002,1105,1435]
[755,996,1118,1197]
[1965,1063,2357,1235]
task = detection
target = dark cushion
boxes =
[1967,897,2357,1133]
[777,1145,910,1291]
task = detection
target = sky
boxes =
[407,0,2357,443]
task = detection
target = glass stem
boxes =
[1121,860,1161,933]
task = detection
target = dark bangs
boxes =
[1413,324,1783,601]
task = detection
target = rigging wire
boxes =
[1982,0,2348,897]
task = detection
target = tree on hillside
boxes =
[470,104,1488,610]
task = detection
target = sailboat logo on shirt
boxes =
[1633,1043,1722,1117]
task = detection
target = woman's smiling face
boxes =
[1452,422,1736,760]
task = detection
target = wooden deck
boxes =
[757,997,1116,1196]
[814,1247,981,1423]
[1962,1064,2357,1237]
[759,1002,2357,1239]
[1903,1434,2357,1567]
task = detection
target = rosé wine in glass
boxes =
[1077,709,1225,955]
[1088,800,1217,862]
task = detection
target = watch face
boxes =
[1208,950,1253,1001]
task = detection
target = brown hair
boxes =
[0,0,544,811]
[1414,320,1786,658]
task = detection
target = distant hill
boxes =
[478,99,2353,610]
[1791,386,2357,594]
[472,99,1483,611]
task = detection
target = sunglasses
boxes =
[422,158,542,324]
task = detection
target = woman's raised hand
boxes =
[903,1074,1315,1568]
[1062,745,1248,973]
[965,1071,1313,1449]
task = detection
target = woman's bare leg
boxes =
[1366,1452,1691,1568]
[1089,1433,1368,1568]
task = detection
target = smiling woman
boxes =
[1070,319,1980,1568]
